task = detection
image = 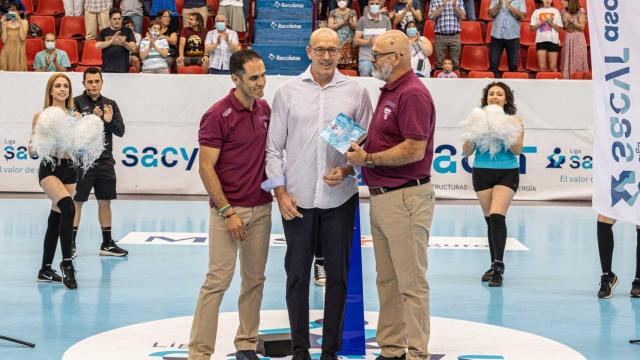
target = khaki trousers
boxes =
[370,183,435,360]
[182,6,209,27]
[84,8,110,39]
[188,204,272,360]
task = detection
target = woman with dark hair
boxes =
[561,0,589,79]
[405,20,432,77]
[462,82,524,287]
[156,9,179,70]
[178,12,208,69]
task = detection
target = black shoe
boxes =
[236,350,260,360]
[292,349,311,360]
[488,262,504,287]
[632,279,640,298]
[376,354,406,360]
[37,267,62,283]
[598,273,619,299]
[481,268,493,282]
[319,352,338,360]
[314,258,326,286]
[100,240,129,257]
[60,260,77,290]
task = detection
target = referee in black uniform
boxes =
[73,67,128,257]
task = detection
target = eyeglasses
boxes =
[310,47,339,56]
[370,51,402,62]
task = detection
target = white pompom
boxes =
[32,107,73,163]
[460,107,489,143]
[461,105,523,157]
[72,114,105,173]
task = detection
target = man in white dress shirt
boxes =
[265,28,373,360]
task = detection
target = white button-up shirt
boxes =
[265,67,373,209]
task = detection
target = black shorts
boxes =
[536,41,561,52]
[38,158,78,184]
[472,168,520,193]
[73,160,117,202]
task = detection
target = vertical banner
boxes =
[590,0,640,225]
[340,205,366,355]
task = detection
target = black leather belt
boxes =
[369,176,431,196]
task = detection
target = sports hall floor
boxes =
[1,195,638,360]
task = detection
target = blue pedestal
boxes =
[253,20,312,44]
[256,0,313,20]
[251,44,310,75]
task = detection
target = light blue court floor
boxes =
[1,197,640,360]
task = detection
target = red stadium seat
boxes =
[176,0,184,14]
[25,38,44,67]
[460,45,489,71]
[34,0,64,16]
[583,71,592,79]
[22,0,34,15]
[207,0,219,15]
[520,21,535,47]
[29,16,56,37]
[423,20,435,43]
[460,21,483,45]
[468,71,495,78]
[485,21,493,43]
[524,0,535,22]
[502,71,529,79]
[498,51,525,72]
[55,38,79,65]
[75,65,99,72]
[178,65,205,74]
[570,71,584,79]
[479,0,492,21]
[536,71,562,79]
[59,16,86,39]
[79,40,102,66]
[525,45,540,72]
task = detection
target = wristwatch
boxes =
[365,153,375,168]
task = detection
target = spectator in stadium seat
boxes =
[354,0,392,77]
[84,0,112,40]
[139,19,170,73]
[182,0,208,28]
[0,2,27,71]
[120,0,143,35]
[96,8,137,73]
[428,0,465,70]
[33,33,72,72]
[63,0,84,16]
[560,0,588,79]
[436,58,458,78]
[218,0,246,33]
[178,12,208,69]
[390,0,422,33]
[123,16,142,72]
[204,14,240,74]
[406,21,432,77]
[531,0,563,72]
[487,0,526,77]
[328,0,358,68]
[157,9,179,71]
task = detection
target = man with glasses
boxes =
[265,28,372,360]
[96,8,138,73]
[354,0,391,76]
[347,30,436,360]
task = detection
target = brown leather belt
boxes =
[369,176,431,196]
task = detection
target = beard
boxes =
[372,61,393,82]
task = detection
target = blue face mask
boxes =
[216,22,226,31]
[369,4,380,14]
[406,27,418,37]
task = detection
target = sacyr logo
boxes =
[433,144,537,174]
[3,144,38,160]
[121,146,198,170]
[611,170,640,207]
[546,147,592,169]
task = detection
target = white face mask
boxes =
[150,30,159,38]
[45,41,56,50]
[338,1,348,8]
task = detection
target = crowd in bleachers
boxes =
[0,0,591,78]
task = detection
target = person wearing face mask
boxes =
[390,0,422,33]
[328,0,358,68]
[204,15,240,74]
[217,0,247,33]
[346,30,436,360]
[33,33,72,72]
[139,20,170,73]
[354,0,391,76]
[405,21,432,77]
[0,3,28,71]
[461,82,524,288]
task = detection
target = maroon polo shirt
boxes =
[198,89,273,208]
[362,70,436,188]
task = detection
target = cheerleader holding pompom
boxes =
[461,82,525,287]
[29,73,104,290]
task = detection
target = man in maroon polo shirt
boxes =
[347,30,436,360]
[188,49,271,360]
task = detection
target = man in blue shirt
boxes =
[488,0,526,77]
[33,33,71,72]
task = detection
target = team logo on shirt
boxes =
[222,108,233,118]
[383,107,392,120]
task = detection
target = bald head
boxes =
[375,30,411,63]
[309,28,340,48]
